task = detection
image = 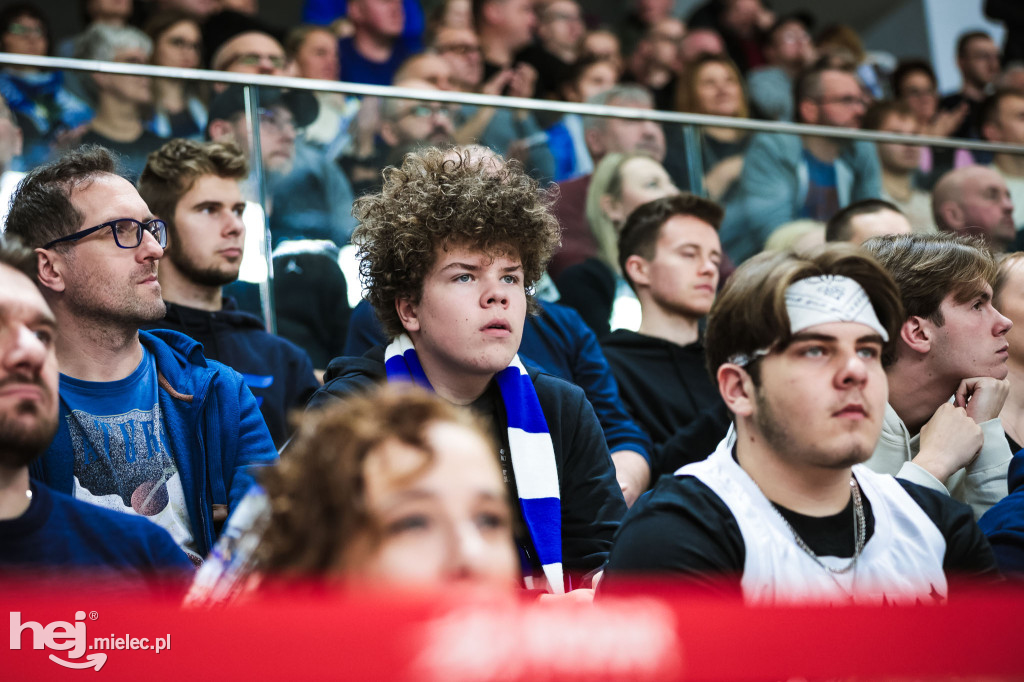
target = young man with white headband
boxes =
[600,245,997,604]
[306,146,627,595]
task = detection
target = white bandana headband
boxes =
[729,275,887,366]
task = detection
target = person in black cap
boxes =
[203,10,288,93]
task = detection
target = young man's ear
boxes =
[623,254,650,289]
[379,121,399,148]
[899,315,933,354]
[34,247,66,294]
[395,297,421,333]
[717,363,754,418]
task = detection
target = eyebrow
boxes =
[789,332,885,345]
[439,261,523,273]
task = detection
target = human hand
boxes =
[481,68,515,97]
[506,63,537,99]
[537,588,595,604]
[924,102,968,138]
[955,376,1011,424]
[915,402,984,483]
[611,450,651,508]
[704,155,745,200]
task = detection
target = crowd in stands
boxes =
[3,0,1024,619]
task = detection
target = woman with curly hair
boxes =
[306,146,627,597]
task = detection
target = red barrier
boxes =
[4,579,1023,680]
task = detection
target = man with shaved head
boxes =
[932,165,1016,252]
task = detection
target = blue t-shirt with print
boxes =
[59,347,200,562]
[800,149,840,221]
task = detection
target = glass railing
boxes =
[3,53,1023,362]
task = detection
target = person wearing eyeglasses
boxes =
[203,10,288,94]
[3,145,278,566]
[728,63,881,263]
[144,11,208,141]
[74,24,166,183]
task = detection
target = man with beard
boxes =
[0,236,192,582]
[3,146,277,565]
[138,139,319,448]
[600,244,997,603]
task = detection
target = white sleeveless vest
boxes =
[680,434,949,606]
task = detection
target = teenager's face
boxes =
[640,215,721,318]
[996,262,1024,367]
[606,156,678,224]
[927,284,1012,382]
[748,321,888,470]
[166,174,246,288]
[349,420,518,586]
[401,245,527,383]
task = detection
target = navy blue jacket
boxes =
[30,330,279,557]
[343,299,653,463]
[144,299,319,448]
[978,451,1024,574]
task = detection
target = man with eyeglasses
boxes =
[3,145,278,565]
[940,31,1001,145]
[729,64,881,263]
[203,10,288,94]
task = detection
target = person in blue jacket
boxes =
[5,145,278,565]
[0,237,193,592]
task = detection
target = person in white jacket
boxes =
[863,233,1012,519]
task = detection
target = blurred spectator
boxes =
[669,54,750,204]
[150,0,219,20]
[580,29,623,75]
[547,56,618,182]
[940,31,1001,144]
[556,152,679,336]
[0,94,25,229]
[687,0,773,74]
[932,165,1016,252]
[617,0,675,59]
[862,100,935,233]
[981,89,1024,233]
[985,0,1024,68]
[393,52,454,91]
[76,24,164,182]
[475,0,537,93]
[549,84,665,277]
[517,0,584,100]
[220,0,258,14]
[997,61,1024,92]
[746,13,815,121]
[145,12,207,140]
[58,0,133,58]
[679,26,724,65]
[339,0,415,85]
[728,64,880,263]
[626,16,685,111]
[302,0,425,50]
[0,4,92,167]
[426,0,473,33]
[825,199,912,245]
[763,218,825,251]
[204,10,287,91]
[815,24,890,99]
[288,24,341,80]
[431,24,483,92]
[207,87,307,177]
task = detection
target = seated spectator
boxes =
[679,27,725,66]
[75,24,165,182]
[815,23,890,99]
[626,16,685,111]
[668,54,750,204]
[729,64,880,263]
[203,10,287,92]
[932,165,1016,253]
[0,235,193,590]
[308,147,627,593]
[137,139,320,448]
[601,194,729,474]
[940,31,1001,147]
[546,56,618,182]
[997,61,1024,92]
[600,243,998,603]
[145,11,207,140]
[517,0,585,100]
[0,93,26,229]
[763,218,825,252]
[557,152,680,336]
[427,0,473,33]
[58,0,134,58]
[0,4,92,167]
[580,28,623,75]
[981,89,1024,235]
[891,59,970,190]
[285,24,357,156]
[687,0,773,74]
[616,0,675,59]
[746,13,815,121]
[864,234,1012,519]
[339,0,416,86]
[861,100,935,232]
[825,199,913,245]
[476,0,537,94]
[549,84,666,278]
[5,145,278,563]
[303,0,424,52]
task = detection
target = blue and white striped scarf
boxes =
[384,334,564,594]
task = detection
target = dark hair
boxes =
[861,99,913,132]
[705,244,904,380]
[762,12,812,49]
[825,198,903,243]
[0,2,51,55]
[862,233,997,326]
[793,62,857,124]
[0,233,37,279]
[618,193,723,291]
[957,30,993,60]
[558,54,618,99]
[5,145,119,250]
[891,59,936,99]
[979,89,1024,133]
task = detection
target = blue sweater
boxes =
[29,330,279,557]
[978,451,1024,574]
[343,299,653,462]
[0,481,193,589]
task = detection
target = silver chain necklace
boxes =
[772,477,866,576]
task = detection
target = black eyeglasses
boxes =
[43,218,168,250]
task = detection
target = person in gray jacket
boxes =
[863,233,1012,519]
[726,64,881,263]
